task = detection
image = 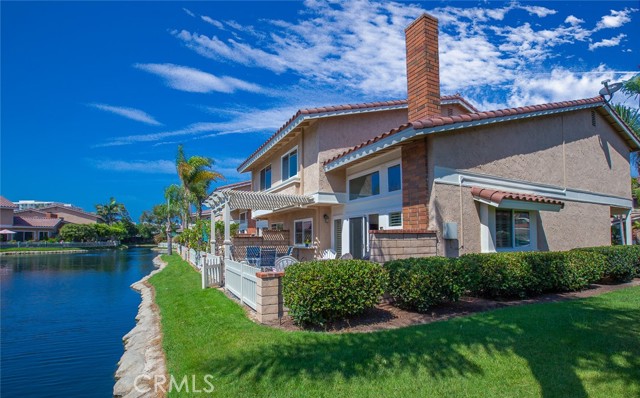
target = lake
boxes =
[0,248,158,398]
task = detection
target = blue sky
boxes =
[1,1,638,219]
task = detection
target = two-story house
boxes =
[229,13,638,261]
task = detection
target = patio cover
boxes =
[471,186,564,212]
[203,189,313,259]
[205,189,313,215]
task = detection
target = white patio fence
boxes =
[224,259,259,310]
[174,245,223,288]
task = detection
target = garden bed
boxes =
[270,279,640,333]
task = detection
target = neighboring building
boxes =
[232,13,638,261]
[1,196,66,241]
[14,199,72,210]
[30,204,102,225]
[1,196,102,241]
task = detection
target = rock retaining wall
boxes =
[113,256,168,398]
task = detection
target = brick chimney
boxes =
[400,13,440,231]
[405,13,440,122]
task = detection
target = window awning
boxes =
[471,187,564,212]
[205,189,314,215]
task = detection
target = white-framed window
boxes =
[496,209,531,249]
[388,164,401,192]
[480,204,536,252]
[389,211,403,227]
[271,222,284,231]
[281,148,298,181]
[294,218,313,245]
[239,211,247,223]
[349,171,380,200]
[259,165,272,191]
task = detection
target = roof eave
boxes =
[237,104,408,173]
[323,102,604,172]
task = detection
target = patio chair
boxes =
[340,253,353,259]
[274,255,298,272]
[320,249,337,260]
[260,248,277,268]
[246,246,261,266]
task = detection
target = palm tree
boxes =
[175,145,224,221]
[612,74,640,173]
[95,197,129,225]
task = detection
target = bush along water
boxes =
[282,260,386,326]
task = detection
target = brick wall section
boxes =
[256,272,288,324]
[369,230,438,263]
[405,13,440,122]
[402,138,429,230]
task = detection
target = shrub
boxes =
[282,260,386,326]
[573,246,640,282]
[458,251,607,299]
[385,257,465,312]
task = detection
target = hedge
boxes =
[385,257,466,312]
[457,251,606,299]
[282,260,386,326]
[572,245,640,282]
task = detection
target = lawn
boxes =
[151,254,640,398]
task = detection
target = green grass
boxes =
[151,254,640,398]
[0,247,84,252]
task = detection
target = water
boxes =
[0,248,158,398]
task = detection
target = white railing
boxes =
[225,259,259,310]
[202,254,223,288]
[174,245,223,289]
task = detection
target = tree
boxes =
[613,74,640,173]
[95,197,130,225]
[175,145,224,221]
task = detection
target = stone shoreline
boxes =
[0,250,89,256]
[113,255,168,398]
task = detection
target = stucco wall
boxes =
[43,207,100,225]
[1,209,13,226]
[262,206,333,258]
[428,109,631,198]
[430,183,613,256]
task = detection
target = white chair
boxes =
[274,255,298,272]
[320,249,337,260]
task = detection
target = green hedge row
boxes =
[572,245,640,282]
[282,260,386,326]
[282,246,639,323]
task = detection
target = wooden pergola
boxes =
[204,189,313,259]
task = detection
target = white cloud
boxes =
[90,159,176,174]
[89,103,162,126]
[564,15,584,26]
[519,5,556,18]
[201,15,224,29]
[134,63,263,94]
[589,33,627,51]
[182,8,195,18]
[595,8,637,30]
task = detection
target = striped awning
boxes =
[205,189,313,215]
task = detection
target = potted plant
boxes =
[304,238,311,247]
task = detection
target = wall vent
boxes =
[591,110,596,127]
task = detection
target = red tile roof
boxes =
[238,100,407,172]
[38,204,101,220]
[323,96,607,167]
[471,187,565,208]
[214,180,252,191]
[440,94,479,112]
[13,216,64,228]
[0,196,17,209]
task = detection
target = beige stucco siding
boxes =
[262,206,333,254]
[430,184,613,256]
[1,209,13,226]
[428,109,631,198]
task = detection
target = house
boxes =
[0,196,66,241]
[225,13,637,261]
[17,203,102,225]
